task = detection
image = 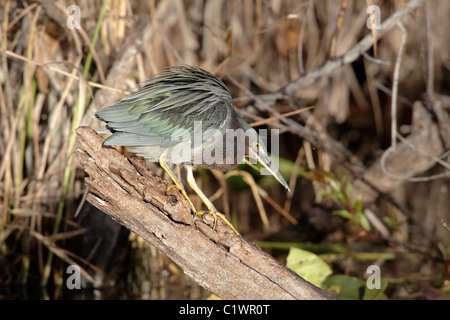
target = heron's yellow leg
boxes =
[158,154,239,236]
[185,165,240,236]
[158,154,196,213]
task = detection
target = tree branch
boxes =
[243,0,428,169]
[74,126,333,300]
[267,0,428,102]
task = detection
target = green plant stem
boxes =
[82,0,109,79]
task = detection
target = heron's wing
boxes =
[96,66,233,148]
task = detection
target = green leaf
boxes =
[286,247,332,288]
[363,280,388,300]
[357,213,371,231]
[382,216,399,230]
[354,195,363,214]
[345,180,353,200]
[333,209,353,220]
[322,275,388,300]
[321,275,366,300]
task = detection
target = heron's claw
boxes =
[165,183,198,214]
[197,210,240,236]
[165,183,240,236]
[166,184,178,192]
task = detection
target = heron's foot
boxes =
[165,184,197,213]
[166,184,239,236]
[197,210,240,236]
[166,184,179,193]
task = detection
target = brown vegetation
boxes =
[0,0,449,299]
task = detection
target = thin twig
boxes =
[52,1,106,83]
[360,50,391,65]
[425,1,434,98]
[0,48,123,93]
[284,147,304,213]
[261,0,427,103]
[297,1,311,75]
[250,107,314,127]
[381,138,450,182]
[225,170,270,231]
[380,21,450,183]
[390,22,407,148]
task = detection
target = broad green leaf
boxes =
[286,247,332,288]
[321,275,366,300]
[322,275,388,300]
[363,279,388,300]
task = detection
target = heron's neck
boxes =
[235,113,252,131]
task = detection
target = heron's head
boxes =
[244,127,290,191]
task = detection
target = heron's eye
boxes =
[253,142,260,149]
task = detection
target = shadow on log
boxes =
[74,126,333,300]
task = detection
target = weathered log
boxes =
[74,126,333,300]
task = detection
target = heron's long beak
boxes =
[249,149,290,191]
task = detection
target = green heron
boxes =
[96,66,289,235]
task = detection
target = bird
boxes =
[95,65,289,235]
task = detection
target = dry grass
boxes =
[0,0,449,299]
